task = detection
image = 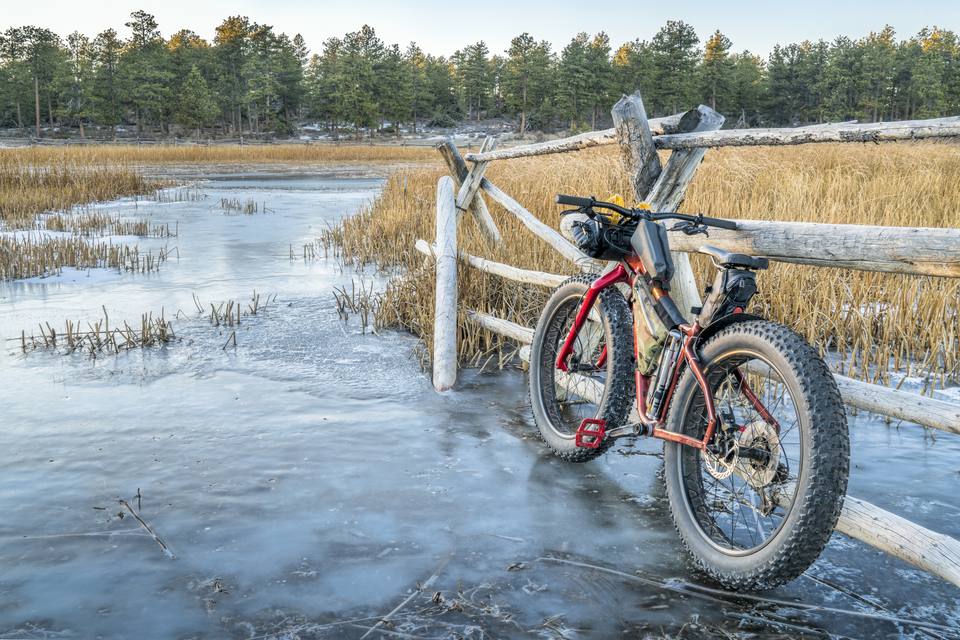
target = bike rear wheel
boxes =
[528,275,634,462]
[663,320,849,589]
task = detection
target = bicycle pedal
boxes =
[575,418,606,448]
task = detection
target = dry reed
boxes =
[0,144,435,168]
[0,235,169,280]
[20,306,174,356]
[324,142,960,386]
[44,211,176,237]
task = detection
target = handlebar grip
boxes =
[701,216,738,230]
[556,194,594,208]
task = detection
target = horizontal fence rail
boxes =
[426,89,960,589]
[466,114,960,162]
[463,112,685,163]
[667,220,960,277]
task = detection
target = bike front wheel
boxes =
[528,275,635,462]
[663,320,849,589]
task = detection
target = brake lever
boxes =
[670,221,710,237]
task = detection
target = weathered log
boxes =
[612,92,662,200]
[738,359,960,436]
[456,136,496,212]
[645,105,725,319]
[463,112,685,163]
[436,139,502,247]
[481,178,602,272]
[668,220,960,278]
[414,239,567,288]
[834,496,960,588]
[465,309,534,343]
[432,176,458,391]
[833,375,960,436]
[655,115,960,150]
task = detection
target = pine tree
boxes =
[61,32,94,137]
[650,21,700,114]
[612,39,654,98]
[701,30,733,111]
[455,41,492,120]
[504,34,553,134]
[118,11,173,134]
[213,16,251,134]
[585,33,612,129]
[558,33,590,129]
[177,64,219,139]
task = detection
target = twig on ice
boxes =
[360,554,452,639]
[119,498,175,559]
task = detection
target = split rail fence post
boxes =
[436,139,502,247]
[646,104,725,318]
[432,176,459,391]
[612,91,662,202]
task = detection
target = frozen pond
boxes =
[0,166,958,639]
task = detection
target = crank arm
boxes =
[605,422,645,439]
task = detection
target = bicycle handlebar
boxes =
[556,194,595,209]
[555,194,738,231]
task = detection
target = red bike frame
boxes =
[554,259,776,450]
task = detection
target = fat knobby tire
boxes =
[529,275,634,462]
[663,320,850,590]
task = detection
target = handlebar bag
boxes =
[631,219,675,285]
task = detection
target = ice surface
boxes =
[0,166,957,638]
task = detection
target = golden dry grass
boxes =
[326,142,960,385]
[1,143,436,167]
[0,144,434,228]
[0,143,431,278]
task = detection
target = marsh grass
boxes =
[332,279,381,334]
[325,142,960,385]
[0,144,428,279]
[219,198,267,215]
[44,211,176,237]
[20,306,174,356]
[0,235,169,280]
[1,144,435,168]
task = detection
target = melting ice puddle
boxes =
[0,165,957,638]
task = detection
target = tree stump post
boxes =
[432,176,459,391]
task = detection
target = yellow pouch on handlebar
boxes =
[606,194,627,224]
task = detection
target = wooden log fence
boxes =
[421,88,960,587]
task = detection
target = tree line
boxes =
[2,13,959,139]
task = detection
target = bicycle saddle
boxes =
[698,245,769,270]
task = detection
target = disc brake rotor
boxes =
[703,437,738,480]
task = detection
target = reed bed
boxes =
[0,151,159,228]
[0,235,169,280]
[1,144,435,167]
[20,306,174,356]
[197,290,278,328]
[333,279,381,334]
[324,142,960,386]
[219,198,270,215]
[44,211,176,237]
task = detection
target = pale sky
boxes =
[3,0,958,57]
